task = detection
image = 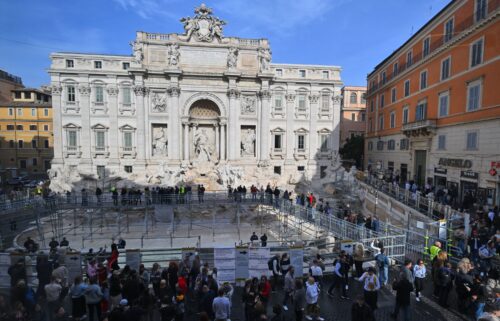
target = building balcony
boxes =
[401,119,436,137]
[91,101,108,114]
[63,101,80,113]
[63,145,81,158]
[92,146,110,158]
[119,103,135,115]
[293,148,308,160]
[120,146,137,158]
[316,149,332,160]
[270,148,285,159]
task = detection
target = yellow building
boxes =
[0,88,53,180]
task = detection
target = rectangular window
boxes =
[29,125,37,131]
[361,93,366,104]
[322,71,329,79]
[297,166,305,172]
[390,112,396,128]
[321,94,329,111]
[31,140,37,148]
[66,59,74,68]
[124,166,133,173]
[32,158,37,166]
[475,0,487,21]
[97,166,106,179]
[8,108,13,116]
[415,100,427,121]
[44,140,49,148]
[466,131,478,150]
[370,100,374,112]
[274,134,282,149]
[377,141,384,150]
[320,166,327,179]
[298,94,306,111]
[274,166,282,175]
[24,92,31,100]
[16,125,23,131]
[122,62,130,70]
[122,87,131,105]
[379,115,384,130]
[404,80,410,97]
[438,135,446,150]
[380,94,385,108]
[20,159,26,169]
[423,37,430,57]
[470,38,483,67]
[393,62,399,76]
[420,70,427,90]
[299,70,306,78]
[320,135,329,152]
[351,113,355,121]
[44,124,49,131]
[381,71,386,85]
[276,69,283,77]
[467,80,481,111]
[391,88,396,103]
[438,91,449,117]
[388,161,395,171]
[361,112,366,121]
[44,108,49,116]
[95,131,105,150]
[68,131,77,147]
[44,160,51,170]
[274,95,283,111]
[441,57,450,80]
[18,140,24,148]
[67,85,75,102]
[297,135,305,151]
[444,18,454,42]
[95,86,104,103]
[17,108,23,116]
[7,124,14,131]
[94,61,102,69]
[388,140,395,150]
[406,51,413,67]
[31,108,36,116]
[14,92,21,99]
[123,132,133,148]
[368,141,373,151]
[400,138,409,150]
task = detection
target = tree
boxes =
[339,135,364,169]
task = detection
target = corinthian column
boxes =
[285,93,295,164]
[227,89,240,161]
[220,119,226,161]
[308,94,320,165]
[133,85,149,166]
[182,120,189,161]
[259,90,271,163]
[167,86,181,161]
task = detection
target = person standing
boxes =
[353,243,365,278]
[390,273,413,321]
[260,233,268,247]
[310,259,324,290]
[283,266,295,311]
[375,248,389,286]
[294,279,305,321]
[358,267,380,311]
[268,254,280,292]
[250,232,258,243]
[328,254,349,299]
[471,275,487,320]
[455,258,474,314]
[212,288,231,321]
[70,276,87,321]
[413,259,426,301]
[85,277,103,321]
[351,295,375,321]
[305,276,324,321]
[45,276,62,321]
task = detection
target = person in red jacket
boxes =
[259,275,271,306]
[177,274,188,296]
[107,243,119,271]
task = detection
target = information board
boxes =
[235,247,249,281]
[248,247,270,278]
[214,248,235,283]
[126,249,141,271]
[289,247,304,277]
[65,251,82,284]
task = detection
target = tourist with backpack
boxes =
[375,248,389,286]
[358,267,380,311]
[328,254,349,299]
[268,254,280,292]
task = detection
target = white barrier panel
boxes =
[289,246,304,277]
[214,248,235,283]
[248,247,270,278]
[235,247,249,281]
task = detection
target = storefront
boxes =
[434,168,447,188]
[460,170,479,208]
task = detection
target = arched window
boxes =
[350,92,357,104]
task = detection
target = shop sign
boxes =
[434,167,447,175]
[491,161,500,168]
[439,158,472,168]
[461,171,478,179]
[490,168,498,176]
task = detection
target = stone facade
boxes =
[48,4,343,191]
[340,86,366,145]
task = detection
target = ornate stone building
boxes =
[48,4,343,190]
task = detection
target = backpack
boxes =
[268,257,276,271]
[367,275,378,290]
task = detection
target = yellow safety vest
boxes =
[429,245,441,261]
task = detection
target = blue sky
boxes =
[0,0,450,88]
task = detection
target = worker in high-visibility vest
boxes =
[429,241,442,262]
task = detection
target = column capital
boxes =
[309,94,320,103]
[258,90,271,99]
[285,93,296,103]
[133,85,150,96]
[167,86,181,97]
[227,88,241,99]
[50,85,63,96]
[106,86,119,96]
[78,85,91,96]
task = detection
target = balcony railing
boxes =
[402,119,436,136]
[120,146,137,158]
[367,3,499,96]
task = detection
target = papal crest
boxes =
[180,3,226,43]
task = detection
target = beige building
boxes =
[340,86,366,145]
[0,70,23,103]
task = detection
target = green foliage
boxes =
[339,135,364,168]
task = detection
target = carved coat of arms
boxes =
[180,3,226,42]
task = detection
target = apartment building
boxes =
[0,88,53,180]
[340,86,367,145]
[365,0,500,207]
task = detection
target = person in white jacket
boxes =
[358,267,380,311]
[413,259,426,301]
[305,276,324,321]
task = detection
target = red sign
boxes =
[491,161,500,168]
[490,168,498,176]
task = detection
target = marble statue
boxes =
[193,128,213,162]
[130,40,143,64]
[241,128,256,157]
[227,47,238,68]
[153,126,168,156]
[151,92,167,112]
[167,44,180,66]
[216,164,243,186]
[259,48,271,72]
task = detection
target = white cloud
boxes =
[112,0,179,20]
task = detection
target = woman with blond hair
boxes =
[455,257,474,314]
[353,243,365,278]
[432,250,448,298]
